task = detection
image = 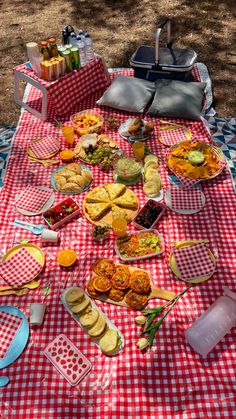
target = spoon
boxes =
[0,288,29,296]
[11,222,44,235]
[0,376,10,387]
[0,280,40,292]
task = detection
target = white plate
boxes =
[164,186,205,214]
[61,287,124,356]
[118,118,154,143]
[16,186,55,216]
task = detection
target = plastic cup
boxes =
[30,303,47,326]
[41,229,59,243]
[61,126,75,145]
[132,141,145,160]
[112,218,127,237]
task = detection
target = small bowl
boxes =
[60,150,75,163]
[133,200,167,230]
[114,157,142,181]
[70,109,104,136]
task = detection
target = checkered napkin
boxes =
[0,248,42,288]
[170,186,203,210]
[29,137,59,159]
[16,186,52,212]
[159,127,188,146]
[172,243,215,281]
[0,311,22,359]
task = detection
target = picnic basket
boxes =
[130,18,197,82]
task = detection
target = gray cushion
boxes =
[147,79,206,121]
[97,75,156,113]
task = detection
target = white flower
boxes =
[136,338,149,350]
[135,315,147,325]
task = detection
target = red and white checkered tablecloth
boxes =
[172,243,216,280]
[0,247,42,288]
[0,67,236,418]
[16,185,52,212]
[0,311,22,359]
[29,137,60,159]
[14,56,111,116]
[159,126,188,146]
[170,186,203,211]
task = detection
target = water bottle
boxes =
[69,32,77,46]
[62,25,75,45]
[78,29,85,40]
[84,33,94,61]
[185,287,236,357]
[76,36,87,66]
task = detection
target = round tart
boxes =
[92,258,116,278]
[125,290,148,310]
[115,265,131,279]
[108,288,126,302]
[86,277,100,297]
[130,271,151,295]
[111,271,130,290]
[93,275,111,293]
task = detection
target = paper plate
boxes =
[51,165,93,195]
[169,240,216,284]
[2,243,45,282]
[118,119,154,143]
[164,187,205,214]
[16,186,55,216]
[27,137,60,160]
[0,306,29,369]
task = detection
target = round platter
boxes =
[169,240,216,284]
[74,134,118,165]
[27,138,60,160]
[0,306,29,370]
[83,184,139,227]
[16,186,55,216]
[51,165,93,195]
[164,187,205,214]
[118,119,154,143]
[167,141,226,183]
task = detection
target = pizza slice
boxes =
[85,202,111,220]
[85,186,110,203]
[104,183,126,200]
[113,189,138,210]
[111,204,129,221]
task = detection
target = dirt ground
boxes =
[0,0,235,126]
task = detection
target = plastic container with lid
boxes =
[185,287,236,357]
[114,157,142,181]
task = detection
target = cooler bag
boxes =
[130,18,197,82]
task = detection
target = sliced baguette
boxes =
[99,329,119,355]
[88,315,106,338]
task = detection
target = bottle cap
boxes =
[223,287,236,302]
[48,37,56,43]
[40,41,48,47]
[85,33,90,38]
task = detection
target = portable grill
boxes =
[130,18,197,82]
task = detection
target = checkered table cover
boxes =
[159,126,189,146]
[0,247,42,288]
[170,186,203,211]
[0,311,22,359]
[29,137,60,159]
[172,243,216,281]
[16,185,52,212]
[14,56,111,116]
[0,67,235,418]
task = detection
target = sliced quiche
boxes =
[85,202,111,220]
[104,183,126,200]
[113,189,138,210]
[85,186,110,203]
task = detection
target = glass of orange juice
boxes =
[112,218,127,237]
[61,126,75,145]
[132,141,145,160]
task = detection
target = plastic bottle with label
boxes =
[76,36,87,66]
[185,287,236,357]
[69,32,77,46]
[84,33,94,61]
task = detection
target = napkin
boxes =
[0,311,22,359]
[29,137,59,159]
[0,248,42,289]
[159,127,187,146]
[170,186,203,211]
[172,243,215,281]
[16,185,52,212]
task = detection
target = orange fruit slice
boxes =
[60,149,75,163]
[57,249,77,267]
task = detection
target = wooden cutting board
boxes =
[86,265,175,308]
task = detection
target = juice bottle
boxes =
[112,218,127,237]
[132,141,145,160]
[48,37,59,57]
